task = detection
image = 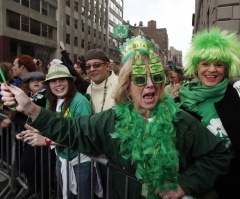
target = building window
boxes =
[99,18,101,26]
[99,4,101,11]
[81,7,85,15]
[109,24,113,33]
[74,19,78,29]
[109,36,113,45]
[94,44,96,48]
[81,39,84,48]
[12,0,20,3]
[94,0,96,7]
[88,42,91,50]
[30,19,41,36]
[66,33,70,44]
[21,16,29,32]
[103,21,106,28]
[103,47,105,52]
[66,0,70,7]
[66,15,70,26]
[88,11,91,19]
[74,37,78,46]
[42,23,48,38]
[99,46,101,49]
[104,8,106,13]
[99,31,101,39]
[88,26,91,35]
[74,1,78,12]
[31,0,40,12]
[22,0,29,8]
[82,20,85,32]
[7,10,20,30]
[49,5,56,19]
[93,15,96,23]
[88,0,91,3]
[103,34,105,41]
[94,29,96,37]
[74,54,78,61]
[42,1,48,16]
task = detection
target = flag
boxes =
[113,24,130,38]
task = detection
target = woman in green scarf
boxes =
[1,36,230,199]
[179,28,240,199]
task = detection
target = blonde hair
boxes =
[113,54,165,104]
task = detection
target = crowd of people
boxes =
[0,28,240,199]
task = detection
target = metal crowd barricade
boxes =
[0,110,195,199]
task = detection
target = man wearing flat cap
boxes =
[85,48,118,114]
[85,49,117,199]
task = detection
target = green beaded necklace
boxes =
[91,74,109,112]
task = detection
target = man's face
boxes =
[86,59,110,84]
[12,58,23,78]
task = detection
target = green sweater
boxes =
[28,107,230,199]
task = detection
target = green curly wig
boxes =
[184,28,240,79]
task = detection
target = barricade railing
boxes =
[0,111,195,199]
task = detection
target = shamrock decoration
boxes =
[114,24,130,38]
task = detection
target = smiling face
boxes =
[198,60,226,87]
[86,59,110,84]
[49,77,69,98]
[73,64,83,76]
[129,65,162,117]
[29,79,45,95]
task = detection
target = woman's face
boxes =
[129,65,161,113]
[198,60,226,87]
[29,79,45,94]
[169,71,180,85]
[73,64,83,76]
[49,77,69,98]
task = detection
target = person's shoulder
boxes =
[73,92,90,104]
[174,109,201,134]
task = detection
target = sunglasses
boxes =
[86,62,107,70]
[132,71,165,86]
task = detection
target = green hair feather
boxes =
[184,28,240,79]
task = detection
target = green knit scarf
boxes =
[111,95,180,198]
[179,78,228,113]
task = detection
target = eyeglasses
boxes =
[132,71,165,86]
[86,62,107,70]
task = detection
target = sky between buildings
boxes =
[123,0,195,65]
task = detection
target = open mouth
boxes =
[143,92,155,103]
[205,75,217,81]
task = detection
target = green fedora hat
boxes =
[43,64,76,84]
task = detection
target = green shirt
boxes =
[198,96,236,158]
[47,92,92,164]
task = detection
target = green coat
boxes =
[27,107,230,199]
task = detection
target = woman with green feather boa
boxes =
[179,28,240,198]
[0,36,230,199]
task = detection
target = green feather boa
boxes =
[111,95,180,198]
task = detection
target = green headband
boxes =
[169,64,183,75]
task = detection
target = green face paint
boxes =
[132,49,147,86]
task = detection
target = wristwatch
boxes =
[45,138,51,147]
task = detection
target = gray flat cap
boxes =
[22,72,46,83]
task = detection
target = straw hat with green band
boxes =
[43,64,76,84]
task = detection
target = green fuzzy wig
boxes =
[184,28,240,79]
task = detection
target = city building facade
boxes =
[0,0,123,66]
[168,46,182,67]
[141,20,169,60]
[194,0,240,34]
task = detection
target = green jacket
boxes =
[28,107,230,199]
